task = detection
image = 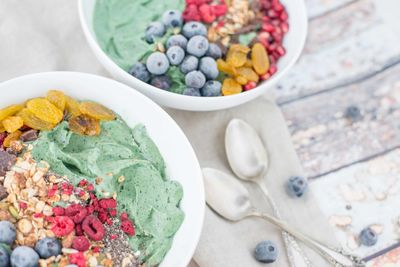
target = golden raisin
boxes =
[65,96,81,117]
[217,59,237,76]
[237,67,260,83]
[69,115,101,136]
[0,104,23,121]
[2,116,23,133]
[235,75,248,85]
[251,43,270,75]
[244,59,253,68]
[3,130,22,148]
[79,102,115,121]
[18,109,55,130]
[26,98,63,124]
[227,51,248,67]
[47,90,66,111]
[222,78,242,96]
[229,44,251,54]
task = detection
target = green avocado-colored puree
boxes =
[31,120,184,267]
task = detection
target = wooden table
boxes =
[272,0,400,265]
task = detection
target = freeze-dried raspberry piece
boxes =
[109,209,117,217]
[183,4,201,22]
[65,204,88,224]
[69,252,86,267]
[211,4,227,16]
[99,198,116,209]
[52,206,65,216]
[120,212,129,221]
[82,216,105,241]
[51,216,74,237]
[199,4,216,23]
[121,219,135,236]
[86,205,95,215]
[75,223,84,236]
[78,179,88,187]
[72,236,90,251]
[97,211,108,223]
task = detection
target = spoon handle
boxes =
[248,211,366,267]
[257,182,313,267]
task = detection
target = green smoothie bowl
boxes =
[0,72,204,267]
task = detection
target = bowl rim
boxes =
[77,0,308,104]
[0,71,205,267]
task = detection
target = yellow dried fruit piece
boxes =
[27,98,63,124]
[69,115,101,136]
[251,43,270,75]
[65,96,81,116]
[235,75,248,85]
[217,59,237,76]
[3,130,22,148]
[0,104,23,121]
[79,102,115,121]
[237,67,260,83]
[244,59,253,67]
[229,44,251,54]
[227,51,248,67]
[222,78,242,96]
[18,108,55,130]
[47,90,66,111]
[2,116,23,133]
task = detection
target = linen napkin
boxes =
[166,98,339,267]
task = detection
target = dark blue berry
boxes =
[345,105,362,121]
[150,75,171,90]
[128,62,150,82]
[286,176,308,197]
[11,246,39,267]
[145,22,166,43]
[199,57,219,80]
[166,46,185,66]
[0,221,16,245]
[201,81,222,97]
[206,43,222,59]
[255,240,278,263]
[182,22,207,39]
[0,246,10,267]
[35,237,62,259]
[180,55,198,74]
[162,10,182,28]
[146,52,170,75]
[187,36,209,58]
[183,88,201,97]
[185,71,206,89]
[359,227,378,247]
[166,35,188,50]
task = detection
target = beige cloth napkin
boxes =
[0,1,339,266]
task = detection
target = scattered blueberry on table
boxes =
[254,240,278,264]
[359,227,378,247]
[286,176,308,197]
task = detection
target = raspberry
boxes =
[97,212,108,223]
[19,202,27,209]
[65,204,88,224]
[199,4,216,23]
[110,234,118,240]
[75,223,84,236]
[92,247,101,253]
[33,213,43,218]
[52,206,65,216]
[120,212,129,221]
[121,219,135,236]
[82,216,105,241]
[183,4,201,22]
[99,198,116,209]
[211,4,227,16]
[72,236,90,251]
[51,216,75,237]
[69,252,86,267]
[47,185,58,197]
[109,209,117,217]
[87,184,94,191]
[86,205,95,215]
[78,179,88,187]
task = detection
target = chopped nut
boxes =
[18,218,33,234]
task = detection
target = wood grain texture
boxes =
[281,63,400,178]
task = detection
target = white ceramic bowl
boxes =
[0,72,205,267]
[78,0,308,111]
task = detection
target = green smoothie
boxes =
[31,119,184,267]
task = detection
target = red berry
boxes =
[51,216,75,237]
[19,202,27,209]
[183,4,201,22]
[99,198,117,209]
[78,179,88,187]
[121,220,135,236]
[110,234,118,240]
[72,236,90,251]
[82,216,105,241]
[87,184,94,191]
[69,252,86,267]
[65,204,88,224]
[86,205,95,215]
[199,4,216,23]
[109,209,117,217]
[268,64,277,75]
[261,72,271,81]
[52,206,65,216]
[75,223,84,236]
[92,247,101,253]
[120,212,129,221]
[33,213,43,218]
[97,211,108,223]
[244,81,257,91]
[210,4,227,16]
[0,132,7,147]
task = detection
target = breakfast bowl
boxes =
[0,72,204,267]
[78,0,308,111]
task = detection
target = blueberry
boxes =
[201,81,222,97]
[206,43,222,59]
[162,10,182,28]
[150,75,172,90]
[0,246,10,267]
[145,21,166,43]
[180,55,198,74]
[187,36,209,58]
[185,71,206,89]
[128,62,150,82]
[199,57,219,80]
[166,46,185,66]
[166,34,188,50]
[35,237,62,259]
[182,22,207,39]
[183,88,201,97]
[254,240,278,263]
[359,227,378,247]
[146,52,170,75]
[11,246,39,267]
[0,221,16,245]
[286,176,308,197]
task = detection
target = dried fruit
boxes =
[72,236,90,251]
[121,219,135,236]
[82,216,105,241]
[217,59,237,76]
[17,108,55,130]
[53,207,65,216]
[51,216,75,237]
[79,102,115,121]
[65,96,81,116]
[235,75,248,85]
[230,44,251,54]
[69,115,101,136]
[227,51,248,67]
[0,104,23,121]
[222,78,242,96]
[26,98,63,124]
[2,116,23,133]
[236,67,260,83]
[251,43,270,75]
[47,90,66,111]
[65,204,88,224]
[3,130,22,148]
[20,129,39,142]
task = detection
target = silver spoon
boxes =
[202,168,366,267]
[225,118,311,267]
